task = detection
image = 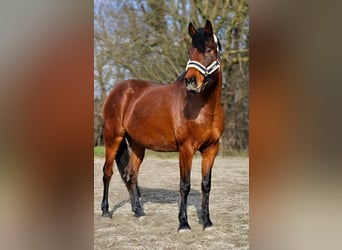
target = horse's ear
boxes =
[204,20,213,36]
[188,22,197,38]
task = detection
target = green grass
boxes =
[94,146,105,157]
[94,146,248,158]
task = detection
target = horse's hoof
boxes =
[203,221,214,231]
[178,228,191,233]
[178,223,191,233]
[134,209,145,218]
[202,216,213,228]
[102,211,112,218]
[137,215,145,220]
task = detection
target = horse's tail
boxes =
[115,138,130,191]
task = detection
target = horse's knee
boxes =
[180,181,191,195]
[201,179,211,194]
[202,185,210,195]
[201,171,212,194]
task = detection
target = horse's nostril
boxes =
[185,77,196,86]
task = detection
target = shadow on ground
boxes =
[111,186,203,223]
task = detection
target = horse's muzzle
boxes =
[184,76,201,93]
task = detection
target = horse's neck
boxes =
[182,73,222,118]
[203,73,223,111]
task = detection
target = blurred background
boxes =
[94,0,249,154]
[1,0,342,249]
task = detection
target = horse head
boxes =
[184,20,221,93]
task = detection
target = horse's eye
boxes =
[206,48,212,53]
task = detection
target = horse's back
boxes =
[105,79,155,100]
[103,79,160,118]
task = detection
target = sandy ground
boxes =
[94,156,249,249]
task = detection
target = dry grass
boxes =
[94,156,249,249]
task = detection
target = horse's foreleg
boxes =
[126,142,145,218]
[200,143,219,230]
[178,145,193,231]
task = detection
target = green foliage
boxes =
[94,146,105,157]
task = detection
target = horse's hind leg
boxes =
[126,141,145,217]
[101,135,124,218]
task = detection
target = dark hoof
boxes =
[178,222,191,232]
[134,208,145,218]
[101,210,112,218]
[203,223,214,231]
[203,220,213,231]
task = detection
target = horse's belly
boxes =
[134,136,178,152]
[129,130,178,152]
[145,140,178,152]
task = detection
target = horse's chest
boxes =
[184,114,221,141]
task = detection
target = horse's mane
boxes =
[176,71,187,82]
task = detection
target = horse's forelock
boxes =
[191,29,209,52]
[191,28,218,53]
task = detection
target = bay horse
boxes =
[101,20,224,231]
